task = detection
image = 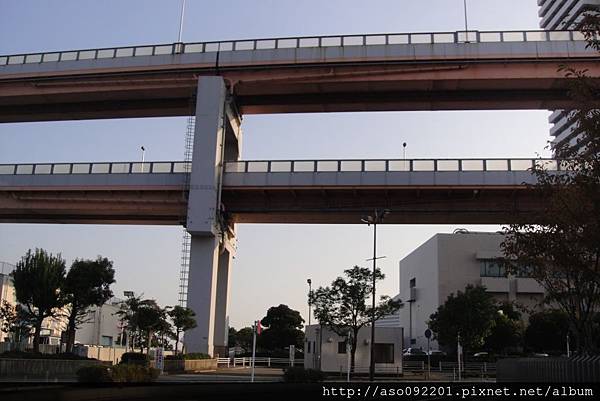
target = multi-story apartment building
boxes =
[538,0,600,151]
[378,232,545,352]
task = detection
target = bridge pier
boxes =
[184,76,241,356]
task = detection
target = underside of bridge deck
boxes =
[0,185,546,225]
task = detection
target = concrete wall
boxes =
[304,325,403,373]
[0,358,105,379]
[74,345,126,365]
[158,358,217,373]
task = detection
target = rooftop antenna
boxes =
[177,0,186,43]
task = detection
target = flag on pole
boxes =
[257,320,262,335]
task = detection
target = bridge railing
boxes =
[0,161,190,175]
[0,29,588,67]
[0,158,563,176]
[224,158,562,173]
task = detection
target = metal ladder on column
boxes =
[178,112,195,307]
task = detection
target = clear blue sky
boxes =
[0,0,550,329]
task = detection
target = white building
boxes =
[75,298,125,347]
[304,324,403,374]
[394,231,544,351]
[539,0,600,152]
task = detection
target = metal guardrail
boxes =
[225,158,563,173]
[0,158,563,176]
[0,161,190,175]
[0,30,588,67]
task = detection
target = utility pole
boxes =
[251,320,257,382]
[307,278,312,326]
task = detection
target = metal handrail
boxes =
[224,158,563,173]
[0,158,564,176]
[0,29,588,67]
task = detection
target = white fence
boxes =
[217,357,304,368]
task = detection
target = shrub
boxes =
[76,365,112,383]
[76,364,159,383]
[165,354,184,360]
[283,367,325,383]
[111,364,160,383]
[120,352,149,366]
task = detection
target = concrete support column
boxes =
[213,249,232,357]
[184,236,220,354]
[184,76,241,356]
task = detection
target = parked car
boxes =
[427,350,447,357]
[403,348,427,356]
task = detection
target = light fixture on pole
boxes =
[402,142,407,170]
[361,208,390,382]
[140,146,146,164]
[307,278,312,326]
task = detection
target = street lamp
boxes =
[361,208,389,382]
[307,278,312,326]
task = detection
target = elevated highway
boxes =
[0,158,558,225]
[1,30,600,121]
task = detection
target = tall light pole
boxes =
[463,0,470,42]
[362,208,389,382]
[307,278,312,326]
[178,0,186,43]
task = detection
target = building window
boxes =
[307,341,311,354]
[100,336,113,347]
[516,265,534,278]
[373,343,394,364]
[480,260,506,277]
[409,278,416,288]
[338,341,347,354]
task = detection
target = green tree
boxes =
[501,14,600,355]
[228,327,237,349]
[524,310,570,354]
[233,327,254,350]
[62,257,115,353]
[10,249,66,352]
[136,300,166,354]
[257,304,304,353]
[0,301,31,343]
[168,305,197,354]
[310,265,402,370]
[483,302,523,355]
[117,295,152,352]
[428,285,496,354]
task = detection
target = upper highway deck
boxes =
[1,30,599,121]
